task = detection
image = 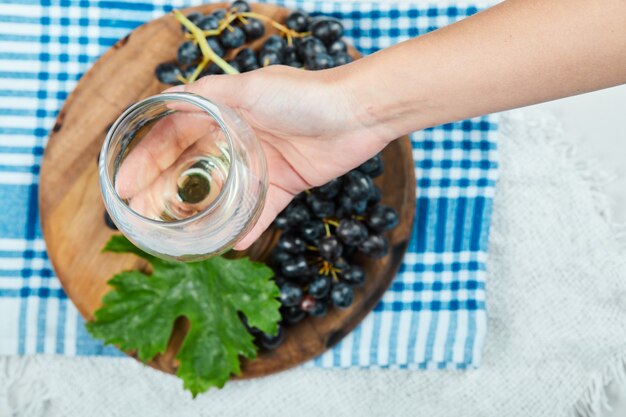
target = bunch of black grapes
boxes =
[155,0,354,84]
[250,153,400,350]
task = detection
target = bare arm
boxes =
[340,0,626,141]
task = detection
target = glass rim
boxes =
[99,92,236,227]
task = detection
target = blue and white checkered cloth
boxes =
[0,0,498,369]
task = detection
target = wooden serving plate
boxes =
[39,3,416,379]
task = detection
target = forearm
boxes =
[339,0,626,139]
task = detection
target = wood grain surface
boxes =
[39,2,416,379]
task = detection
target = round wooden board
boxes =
[39,3,416,379]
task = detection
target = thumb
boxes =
[163,73,250,108]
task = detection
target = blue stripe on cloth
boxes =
[0,0,498,369]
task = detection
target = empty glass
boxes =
[99,92,267,261]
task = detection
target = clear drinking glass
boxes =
[99,92,267,262]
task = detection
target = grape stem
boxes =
[173,10,239,78]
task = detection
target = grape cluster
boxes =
[251,153,399,350]
[155,1,353,85]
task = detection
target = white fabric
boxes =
[1,110,625,417]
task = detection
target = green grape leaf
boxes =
[86,235,280,396]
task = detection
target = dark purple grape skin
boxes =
[359,154,384,177]
[206,36,226,58]
[177,41,199,65]
[278,233,306,254]
[104,211,117,230]
[358,234,389,258]
[212,8,227,20]
[258,324,285,350]
[181,11,203,32]
[230,0,251,13]
[307,298,328,317]
[281,305,306,324]
[367,186,382,207]
[270,250,292,268]
[306,53,334,70]
[311,18,344,45]
[155,63,183,85]
[332,52,353,67]
[341,265,366,287]
[308,274,331,299]
[330,282,354,308]
[319,236,343,262]
[337,193,368,216]
[336,218,368,246]
[313,178,342,200]
[306,193,336,218]
[297,37,327,62]
[367,205,400,232]
[258,49,282,66]
[242,18,265,41]
[235,48,258,70]
[197,15,220,31]
[281,255,309,279]
[328,40,347,55]
[219,26,246,49]
[285,202,310,225]
[286,10,309,32]
[262,34,286,53]
[279,282,303,307]
[344,170,375,201]
[300,220,325,244]
[274,213,290,230]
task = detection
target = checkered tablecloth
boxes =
[0,0,498,369]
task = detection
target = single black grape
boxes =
[286,10,309,32]
[177,41,199,65]
[285,202,310,225]
[308,274,331,299]
[358,153,384,177]
[230,0,251,13]
[337,193,368,216]
[330,282,354,308]
[306,53,334,70]
[344,170,374,201]
[285,58,303,68]
[313,178,342,200]
[197,15,219,31]
[358,234,389,258]
[270,249,292,266]
[181,11,203,32]
[283,46,299,63]
[336,218,368,246]
[262,35,286,54]
[367,186,382,207]
[219,26,246,49]
[258,49,282,66]
[301,295,328,317]
[341,265,365,287]
[206,36,226,57]
[297,37,327,62]
[155,63,182,85]
[300,219,325,244]
[279,282,303,307]
[328,40,347,55]
[281,255,309,278]
[205,62,224,75]
[241,18,265,41]
[258,324,285,350]
[311,18,343,45]
[104,211,117,230]
[278,233,306,254]
[235,48,257,70]
[281,305,305,324]
[319,235,343,262]
[367,205,400,232]
[274,212,290,230]
[306,193,336,218]
[212,8,227,20]
[332,52,353,67]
